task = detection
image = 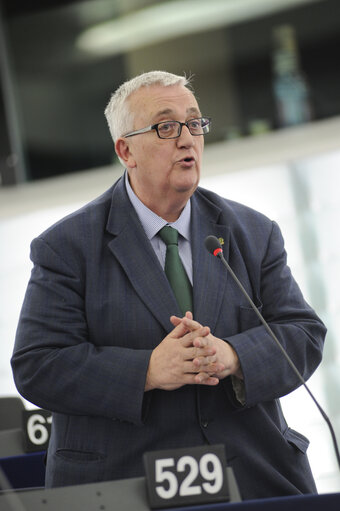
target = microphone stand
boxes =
[205,235,340,471]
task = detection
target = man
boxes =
[12,71,326,499]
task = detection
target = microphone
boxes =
[205,234,340,470]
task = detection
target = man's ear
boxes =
[115,138,136,168]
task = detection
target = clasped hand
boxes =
[145,312,242,391]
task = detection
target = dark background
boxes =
[1,0,339,184]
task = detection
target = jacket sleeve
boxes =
[11,236,151,425]
[224,221,326,408]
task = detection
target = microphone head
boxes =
[205,235,223,256]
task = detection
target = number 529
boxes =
[155,453,223,499]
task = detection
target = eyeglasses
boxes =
[123,117,211,139]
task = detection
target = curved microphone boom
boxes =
[204,235,340,471]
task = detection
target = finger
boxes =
[192,335,213,349]
[181,359,223,375]
[182,341,216,361]
[176,370,221,386]
[185,354,222,372]
[193,360,225,375]
[181,316,205,331]
[170,315,183,327]
[192,354,217,367]
[170,313,197,336]
[191,345,217,361]
[176,371,219,386]
[170,315,204,332]
[170,319,195,339]
[194,373,220,386]
[181,328,211,349]
[170,373,210,386]
[170,313,208,337]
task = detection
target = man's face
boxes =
[118,83,204,213]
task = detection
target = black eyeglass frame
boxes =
[123,117,212,139]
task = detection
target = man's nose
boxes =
[177,124,194,147]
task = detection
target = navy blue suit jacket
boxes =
[12,175,326,499]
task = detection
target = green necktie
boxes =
[159,226,193,315]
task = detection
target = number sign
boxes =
[22,409,52,452]
[144,444,229,508]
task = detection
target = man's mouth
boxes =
[180,157,195,163]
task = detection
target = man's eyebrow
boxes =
[153,107,201,120]
[154,108,174,119]
[187,107,201,116]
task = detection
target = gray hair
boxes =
[104,70,192,144]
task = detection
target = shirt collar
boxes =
[125,171,191,241]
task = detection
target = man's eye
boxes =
[189,120,201,129]
[159,123,175,132]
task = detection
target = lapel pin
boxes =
[218,237,224,246]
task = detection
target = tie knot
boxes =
[159,226,178,246]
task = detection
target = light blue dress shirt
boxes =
[125,171,193,284]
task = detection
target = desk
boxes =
[0,475,339,511]
[0,428,45,489]
[0,451,45,490]
[169,492,340,511]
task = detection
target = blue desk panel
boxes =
[166,492,340,511]
[0,451,45,489]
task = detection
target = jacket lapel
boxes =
[106,177,182,333]
[191,190,230,333]
[106,178,231,333]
